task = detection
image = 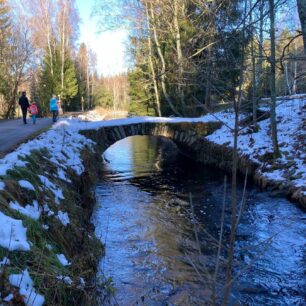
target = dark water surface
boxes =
[92,136,306,305]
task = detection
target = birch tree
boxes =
[56,0,79,110]
[149,0,181,116]
[144,0,161,116]
[28,0,57,75]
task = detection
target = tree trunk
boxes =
[293,60,297,94]
[81,96,84,112]
[149,1,181,116]
[269,0,280,159]
[284,62,292,95]
[60,2,66,107]
[173,0,185,114]
[205,59,212,108]
[256,0,264,99]
[250,0,257,125]
[86,64,90,109]
[145,1,162,117]
[297,0,306,54]
[41,1,54,77]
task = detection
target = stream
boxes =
[92,136,306,305]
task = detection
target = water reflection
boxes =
[92,136,306,305]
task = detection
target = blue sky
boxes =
[76,0,128,76]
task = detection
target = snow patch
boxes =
[3,293,13,302]
[18,180,35,191]
[0,211,30,251]
[9,200,41,220]
[38,175,64,204]
[9,269,45,306]
[57,168,71,182]
[57,275,73,285]
[0,257,10,266]
[56,211,70,226]
[0,181,5,190]
[56,253,71,266]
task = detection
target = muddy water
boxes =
[92,136,306,305]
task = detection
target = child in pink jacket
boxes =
[29,102,38,124]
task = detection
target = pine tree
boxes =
[38,47,60,114]
[56,55,78,111]
[76,43,89,111]
[38,46,78,113]
[95,82,113,108]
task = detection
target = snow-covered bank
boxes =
[205,97,305,202]
[0,122,104,304]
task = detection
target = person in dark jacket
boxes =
[18,91,30,124]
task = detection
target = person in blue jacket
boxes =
[50,94,59,123]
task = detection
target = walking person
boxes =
[29,101,38,125]
[18,91,30,124]
[50,94,59,123]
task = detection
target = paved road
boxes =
[0,110,128,157]
[0,118,53,156]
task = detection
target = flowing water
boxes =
[92,136,306,306]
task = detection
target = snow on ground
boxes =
[9,269,45,306]
[18,180,35,191]
[0,257,10,266]
[38,175,64,204]
[56,210,70,226]
[56,253,71,266]
[206,97,305,189]
[57,168,71,182]
[0,211,30,251]
[57,275,73,285]
[3,293,13,302]
[9,200,41,220]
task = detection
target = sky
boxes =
[76,0,128,76]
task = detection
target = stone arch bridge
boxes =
[79,120,251,174]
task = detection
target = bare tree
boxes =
[2,25,33,118]
[297,0,306,54]
[149,0,181,116]
[269,0,280,158]
[25,0,57,76]
[144,0,161,116]
[173,0,185,114]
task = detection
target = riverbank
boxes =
[0,123,104,305]
[203,96,305,208]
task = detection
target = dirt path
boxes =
[0,118,53,156]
